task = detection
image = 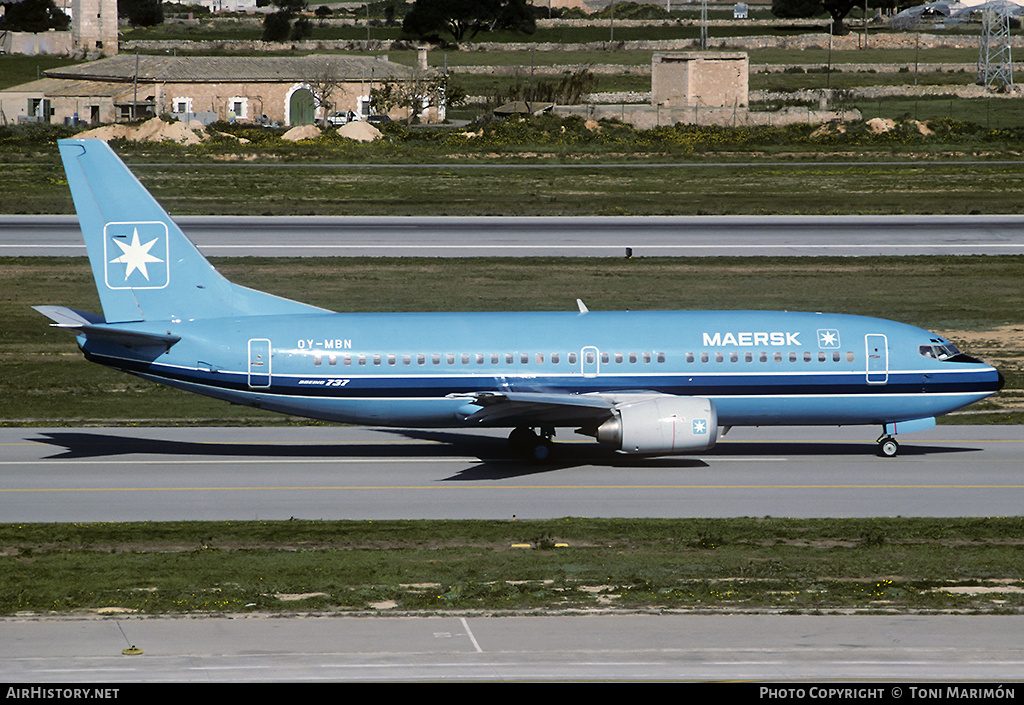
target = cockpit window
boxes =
[919,343,961,360]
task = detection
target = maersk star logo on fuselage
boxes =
[104,222,169,290]
[817,329,841,349]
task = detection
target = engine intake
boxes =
[590,396,718,454]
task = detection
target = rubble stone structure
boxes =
[651,52,748,108]
[72,0,119,56]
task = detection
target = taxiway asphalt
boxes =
[5,214,1024,257]
[2,425,1022,522]
[3,613,1023,682]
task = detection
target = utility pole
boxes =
[700,0,708,50]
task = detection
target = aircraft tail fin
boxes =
[57,138,326,324]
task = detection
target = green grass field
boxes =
[9,157,1024,217]
[2,517,1022,615]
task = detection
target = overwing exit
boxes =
[37,139,1004,461]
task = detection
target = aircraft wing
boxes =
[452,390,666,427]
[34,305,181,350]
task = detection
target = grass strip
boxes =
[10,160,1024,217]
[2,518,1022,616]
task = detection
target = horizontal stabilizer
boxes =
[32,305,105,327]
[34,305,180,350]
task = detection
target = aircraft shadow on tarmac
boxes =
[31,430,509,461]
[382,429,982,481]
[31,430,980,482]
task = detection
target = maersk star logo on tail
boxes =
[104,222,169,290]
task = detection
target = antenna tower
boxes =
[978,4,1014,91]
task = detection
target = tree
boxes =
[304,57,343,115]
[770,0,875,34]
[261,0,308,41]
[0,0,70,32]
[262,10,292,40]
[119,0,163,27]
[822,0,863,34]
[770,0,821,20]
[401,0,536,44]
[370,70,464,124]
[290,15,312,39]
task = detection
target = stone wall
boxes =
[122,31,998,55]
[556,102,861,128]
[0,31,73,56]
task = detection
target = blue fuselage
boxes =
[80,309,1002,429]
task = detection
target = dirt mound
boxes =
[866,117,897,133]
[77,117,207,145]
[282,124,320,141]
[337,121,382,142]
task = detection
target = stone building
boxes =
[72,0,118,56]
[0,54,435,126]
[651,52,749,109]
[558,50,857,129]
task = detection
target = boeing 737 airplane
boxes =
[37,139,1003,460]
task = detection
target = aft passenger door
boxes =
[248,338,272,388]
[865,334,888,385]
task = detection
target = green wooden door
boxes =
[289,89,315,126]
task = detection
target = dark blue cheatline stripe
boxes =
[92,353,1000,401]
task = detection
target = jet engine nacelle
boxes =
[594,396,718,454]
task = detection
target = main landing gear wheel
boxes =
[508,427,555,463]
[877,436,900,458]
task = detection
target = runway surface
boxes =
[3,613,1023,682]
[5,214,1024,257]
[2,425,1022,522]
